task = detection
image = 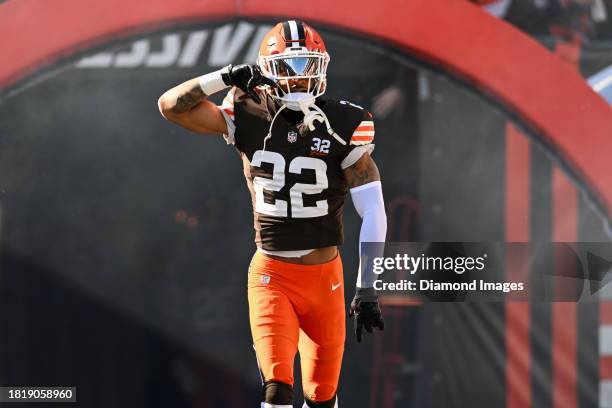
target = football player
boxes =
[158,20,386,408]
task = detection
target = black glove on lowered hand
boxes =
[349,287,385,342]
[221,64,278,104]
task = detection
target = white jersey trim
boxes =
[340,144,375,169]
[218,87,236,144]
[219,108,236,145]
[259,248,315,258]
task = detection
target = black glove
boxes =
[221,64,278,104]
[349,287,385,342]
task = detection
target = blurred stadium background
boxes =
[1,0,611,407]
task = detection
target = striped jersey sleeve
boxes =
[217,87,236,144]
[350,112,375,146]
[340,111,376,169]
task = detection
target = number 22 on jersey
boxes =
[251,150,329,218]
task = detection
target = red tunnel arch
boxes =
[1,0,611,225]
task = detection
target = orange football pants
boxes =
[248,250,346,402]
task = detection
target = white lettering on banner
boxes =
[75,23,271,69]
[177,30,208,67]
[591,0,608,22]
[115,40,149,67]
[76,52,114,67]
[145,34,181,67]
[208,22,255,66]
[244,25,273,63]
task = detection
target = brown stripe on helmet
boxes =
[282,21,292,46]
[296,20,306,45]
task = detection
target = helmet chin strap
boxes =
[302,103,346,146]
[286,93,346,145]
[262,103,287,152]
[262,93,347,152]
[283,92,316,111]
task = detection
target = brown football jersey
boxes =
[218,87,375,251]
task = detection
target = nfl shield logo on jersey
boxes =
[260,275,271,285]
[287,131,298,143]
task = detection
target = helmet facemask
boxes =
[257,21,345,148]
[258,48,330,113]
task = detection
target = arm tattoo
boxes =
[343,153,381,189]
[171,84,206,114]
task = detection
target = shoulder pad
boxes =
[320,99,370,145]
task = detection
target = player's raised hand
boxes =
[223,64,278,104]
[349,287,385,342]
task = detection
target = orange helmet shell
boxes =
[259,20,327,57]
[257,21,330,107]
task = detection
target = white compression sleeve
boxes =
[350,181,387,288]
[198,66,230,96]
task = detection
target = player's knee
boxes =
[303,394,337,408]
[303,383,337,405]
[262,381,294,405]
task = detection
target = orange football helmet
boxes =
[257,21,330,110]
